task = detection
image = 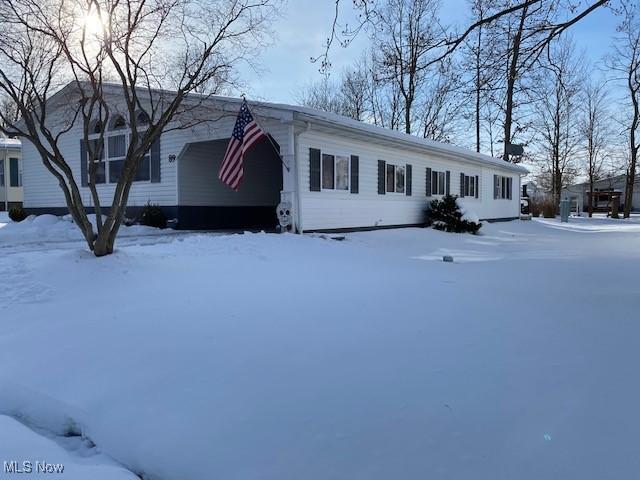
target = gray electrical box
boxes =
[560,199,571,223]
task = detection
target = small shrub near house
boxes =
[8,205,28,222]
[425,195,482,234]
[139,202,167,229]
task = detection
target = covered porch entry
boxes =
[177,136,284,230]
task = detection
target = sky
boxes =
[239,0,622,105]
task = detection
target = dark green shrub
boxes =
[139,202,167,229]
[8,205,28,222]
[425,195,482,234]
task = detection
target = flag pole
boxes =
[242,95,291,172]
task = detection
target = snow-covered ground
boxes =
[1,216,639,479]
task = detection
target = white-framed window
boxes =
[87,113,151,185]
[432,169,446,195]
[385,163,405,193]
[463,174,476,197]
[321,152,350,191]
[495,175,513,200]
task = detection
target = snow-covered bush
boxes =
[139,202,167,229]
[425,195,482,234]
[8,205,28,222]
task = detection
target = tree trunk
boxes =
[588,179,594,217]
[624,147,637,218]
[475,19,482,153]
[503,6,527,162]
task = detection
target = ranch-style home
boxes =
[20,83,526,231]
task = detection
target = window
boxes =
[385,163,406,193]
[462,174,476,197]
[321,153,349,191]
[86,119,151,185]
[9,158,21,187]
[386,164,395,192]
[0,159,4,187]
[495,175,513,200]
[87,139,106,184]
[322,153,334,189]
[108,134,126,183]
[432,170,446,195]
[110,115,127,130]
[396,165,405,193]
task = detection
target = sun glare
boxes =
[82,10,105,36]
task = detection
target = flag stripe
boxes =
[217,101,267,191]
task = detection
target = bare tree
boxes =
[0,96,18,132]
[419,58,464,142]
[608,0,640,218]
[374,0,446,134]
[296,77,345,115]
[316,0,609,76]
[579,78,610,216]
[0,0,278,256]
[533,38,583,205]
[461,0,503,152]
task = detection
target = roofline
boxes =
[42,82,527,174]
[292,112,527,174]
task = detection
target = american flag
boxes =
[218,100,266,190]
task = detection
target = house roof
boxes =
[196,93,527,174]
[47,82,528,174]
[0,137,21,149]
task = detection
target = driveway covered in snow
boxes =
[0,216,639,479]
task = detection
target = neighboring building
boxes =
[562,175,640,214]
[20,83,527,231]
[522,179,543,200]
[0,137,23,211]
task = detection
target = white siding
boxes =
[297,129,521,231]
[23,121,177,209]
[21,103,293,211]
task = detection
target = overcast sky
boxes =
[238,1,620,104]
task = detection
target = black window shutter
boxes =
[493,175,499,199]
[475,175,479,198]
[460,172,465,197]
[350,155,359,194]
[80,139,88,187]
[507,177,512,199]
[309,148,321,191]
[9,158,19,187]
[425,167,432,196]
[406,164,412,196]
[378,160,386,195]
[445,170,450,196]
[150,137,161,183]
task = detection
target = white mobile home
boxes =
[20,83,526,231]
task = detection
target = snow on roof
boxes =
[0,137,21,149]
[196,91,528,174]
[56,82,527,174]
[267,102,528,174]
